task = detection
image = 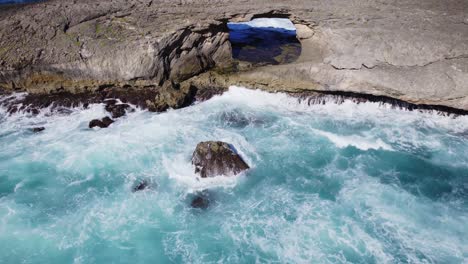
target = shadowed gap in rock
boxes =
[227,18,301,65]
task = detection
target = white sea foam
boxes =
[311,128,394,151]
[67,174,95,187]
[0,86,467,263]
[162,153,245,192]
[233,18,296,31]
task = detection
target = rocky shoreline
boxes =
[0,82,226,115]
[2,85,467,118]
[1,0,467,112]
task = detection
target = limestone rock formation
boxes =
[149,82,198,112]
[192,141,249,178]
[0,0,467,111]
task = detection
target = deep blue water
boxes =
[0,87,467,263]
[227,20,301,64]
[0,0,42,4]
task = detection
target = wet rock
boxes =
[193,85,226,102]
[151,82,198,112]
[132,180,150,192]
[7,105,18,114]
[105,100,131,118]
[102,87,160,110]
[192,141,249,178]
[190,191,211,209]
[0,87,159,115]
[89,117,114,128]
[29,108,40,115]
[30,127,45,133]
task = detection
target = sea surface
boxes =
[0,86,467,263]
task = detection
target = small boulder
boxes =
[192,141,249,178]
[105,100,131,119]
[190,191,211,209]
[89,117,114,128]
[132,180,150,192]
[30,127,45,133]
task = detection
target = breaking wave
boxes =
[0,86,467,263]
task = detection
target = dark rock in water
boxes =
[193,85,226,102]
[102,88,160,111]
[30,127,45,133]
[220,110,250,128]
[89,117,114,128]
[104,99,118,106]
[105,100,131,119]
[7,105,18,114]
[88,119,102,128]
[190,191,211,209]
[219,109,275,128]
[132,180,150,192]
[192,141,250,178]
[29,108,40,115]
[0,87,161,116]
[56,107,73,115]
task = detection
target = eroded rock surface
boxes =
[0,0,467,110]
[192,141,249,178]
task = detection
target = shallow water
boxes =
[0,87,467,263]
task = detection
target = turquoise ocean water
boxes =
[0,86,467,263]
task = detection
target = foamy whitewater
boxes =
[231,18,296,31]
[0,86,467,263]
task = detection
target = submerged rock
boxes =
[89,117,114,128]
[190,191,211,209]
[219,109,274,128]
[192,141,249,178]
[220,110,250,128]
[132,180,150,192]
[30,127,45,133]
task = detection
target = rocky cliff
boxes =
[0,0,467,110]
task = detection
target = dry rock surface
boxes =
[0,0,467,111]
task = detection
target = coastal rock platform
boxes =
[0,0,467,111]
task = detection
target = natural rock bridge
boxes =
[0,0,467,111]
